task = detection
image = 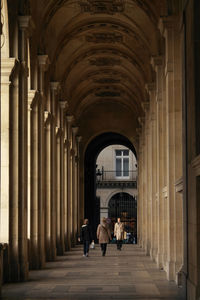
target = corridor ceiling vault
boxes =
[10,0,180,148]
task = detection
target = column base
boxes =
[19,261,29,281]
[9,262,20,282]
[52,248,57,260]
[57,245,65,256]
[156,252,164,269]
[150,247,157,261]
[166,260,176,281]
[39,254,45,269]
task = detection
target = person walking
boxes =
[97,217,112,256]
[114,217,124,250]
[79,219,92,257]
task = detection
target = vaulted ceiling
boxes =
[29,0,169,148]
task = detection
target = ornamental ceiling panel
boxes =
[30,0,166,142]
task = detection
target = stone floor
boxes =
[1,244,184,300]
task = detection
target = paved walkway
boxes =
[1,245,184,300]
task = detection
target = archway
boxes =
[84,132,137,239]
[108,192,137,243]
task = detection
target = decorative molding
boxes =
[138,117,145,126]
[151,56,163,70]
[1,58,18,82]
[59,101,68,110]
[44,111,52,125]
[158,16,178,37]
[38,55,50,71]
[18,16,35,36]
[79,0,125,14]
[66,115,75,124]
[175,177,183,193]
[141,101,150,112]
[89,57,121,66]
[72,126,79,136]
[191,155,200,176]
[56,126,62,136]
[95,91,120,97]
[94,78,120,84]
[86,32,123,43]
[50,81,60,92]
[145,82,156,93]
[28,89,39,107]
[97,181,137,189]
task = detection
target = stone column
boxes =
[146,83,157,260]
[151,56,165,268]
[56,124,61,254]
[44,111,52,260]
[63,120,68,250]
[57,101,68,255]
[27,90,37,251]
[18,15,33,281]
[72,127,79,244]
[136,128,142,246]
[138,117,146,250]
[30,91,40,269]
[37,55,49,268]
[160,16,177,280]
[66,115,74,249]
[142,102,151,255]
[50,82,60,260]
[0,58,16,244]
[9,58,21,281]
[76,136,82,236]
[173,21,183,283]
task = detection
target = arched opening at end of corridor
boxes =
[84,132,137,241]
[108,192,137,244]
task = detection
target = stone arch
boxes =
[105,189,137,208]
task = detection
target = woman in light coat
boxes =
[97,217,112,256]
[114,217,124,250]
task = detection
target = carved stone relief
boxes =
[86,32,123,43]
[79,0,125,14]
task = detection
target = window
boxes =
[115,149,129,177]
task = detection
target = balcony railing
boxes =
[96,170,137,189]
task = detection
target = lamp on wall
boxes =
[96,168,102,182]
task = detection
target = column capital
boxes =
[38,55,50,71]
[158,16,178,37]
[138,117,145,126]
[72,126,79,136]
[1,58,18,82]
[76,135,82,143]
[18,16,35,35]
[28,89,40,108]
[59,101,68,110]
[151,56,164,70]
[66,115,75,124]
[141,101,150,113]
[145,82,156,93]
[50,81,60,92]
[44,111,52,126]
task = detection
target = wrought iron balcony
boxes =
[96,170,137,189]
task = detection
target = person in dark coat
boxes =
[79,219,92,257]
